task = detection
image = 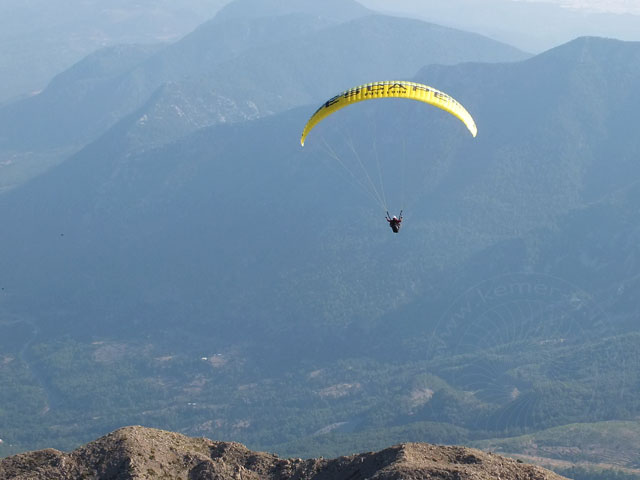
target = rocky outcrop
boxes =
[0,426,568,479]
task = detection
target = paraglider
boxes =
[300,81,477,232]
[300,81,477,147]
[386,211,403,233]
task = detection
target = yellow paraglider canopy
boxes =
[300,81,477,146]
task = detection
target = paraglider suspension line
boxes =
[319,136,388,211]
[371,121,389,214]
[345,134,388,212]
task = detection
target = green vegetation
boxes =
[553,466,640,480]
[0,330,638,480]
[475,420,640,467]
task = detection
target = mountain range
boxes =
[0,0,230,104]
[1,1,639,478]
[359,0,640,53]
[0,0,526,191]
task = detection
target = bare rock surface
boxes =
[0,425,569,479]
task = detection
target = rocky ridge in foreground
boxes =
[0,425,568,479]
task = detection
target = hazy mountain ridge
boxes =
[0,9,527,153]
[121,14,528,150]
[0,0,230,104]
[0,14,329,151]
[0,44,163,151]
[0,0,369,142]
[360,0,640,53]
[212,0,372,22]
[0,4,527,190]
[0,426,568,480]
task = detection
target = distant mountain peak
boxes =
[526,34,640,71]
[541,35,638,56]
[213,0,372,23]
[0,425,568,479]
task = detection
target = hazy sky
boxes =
[512,0,640,14]
[2,0,640,102]
[360,0,640,53]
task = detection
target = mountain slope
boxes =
[475,419,640,473]
[1,35,640,471]
[1,37,639,351]
[0,0,231,104]
[0,12,340,151]
[0,11,527,151]
[122,14,528,149]
[0,2,528,188]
